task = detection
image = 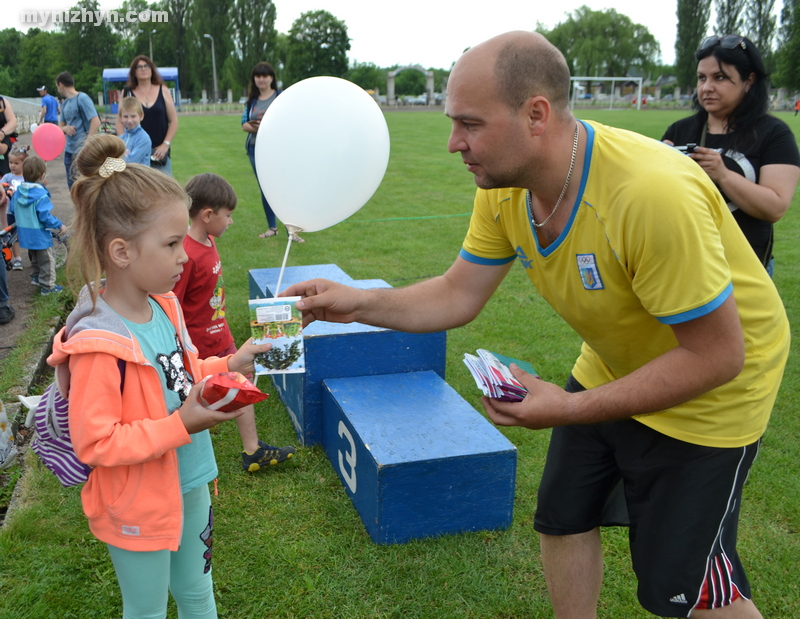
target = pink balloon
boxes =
[31,123,66,161]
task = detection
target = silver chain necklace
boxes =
[528,122,580,228]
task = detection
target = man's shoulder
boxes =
[77,92,98,112]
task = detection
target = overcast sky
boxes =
[16,1,786,69]
[274,0,682,67]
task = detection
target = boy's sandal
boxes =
[258,228,278,238]
[289,233,305,243]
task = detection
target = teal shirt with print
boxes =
[121,297,218,493]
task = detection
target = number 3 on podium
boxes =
[338,420,357,493]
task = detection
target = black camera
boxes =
[675,143,698,154]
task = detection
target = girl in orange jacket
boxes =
[49,134,270,618]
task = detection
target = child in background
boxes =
[0,144,27,193]
[9,155,67,294]
[48,134,270,617]
[118,96,151,166]
[0,191,13,324]
[0,144,29,269]
[174,173,296,471]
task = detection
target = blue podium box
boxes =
[269,323,446,445]
[248,264,354,300]
[249,266,446,445]
[322,371,517,544]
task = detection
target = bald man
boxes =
[284,31,784,619]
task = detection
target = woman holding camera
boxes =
[662,35,800,274]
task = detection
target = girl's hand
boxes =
[178,379,245,434]
[228,338,271,376]
[62,125,76,136]
[690,146,727,183]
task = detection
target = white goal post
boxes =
[571,76,643,110]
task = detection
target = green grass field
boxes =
[1,108,799,618]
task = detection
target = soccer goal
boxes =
[571,76,643,110]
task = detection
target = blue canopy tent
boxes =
[102,67,180,113]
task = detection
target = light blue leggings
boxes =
[107,484,216,619]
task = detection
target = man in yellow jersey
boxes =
[284,31,785,619]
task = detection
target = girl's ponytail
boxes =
[68,134,188,308]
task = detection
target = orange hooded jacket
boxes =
[48,288,230,552]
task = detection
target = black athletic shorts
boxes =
[534,376,760,617]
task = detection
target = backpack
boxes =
[30,359,125,487]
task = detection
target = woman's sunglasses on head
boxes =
[699,35,746,52]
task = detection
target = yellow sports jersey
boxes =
[461,120,789,448]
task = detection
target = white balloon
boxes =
[29,123,39,133]
[254,76,390,233]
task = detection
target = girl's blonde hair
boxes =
[68,134,189,307]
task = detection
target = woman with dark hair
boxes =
[0,95,18,177]
[242,62,303,242]
[115,55,179,176]
[663,35,800,274]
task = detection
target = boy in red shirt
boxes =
[175,173,295,471]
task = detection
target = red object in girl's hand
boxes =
[198,372,267,412]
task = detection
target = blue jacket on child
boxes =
[121,125,152,167]
[9,182,63,250]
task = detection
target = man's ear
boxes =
[523,95,551,137]
[107,237,133,270]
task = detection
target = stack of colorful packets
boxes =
[462,349,538,402]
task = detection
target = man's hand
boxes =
[482,364,574,430]
[282,278,363,327]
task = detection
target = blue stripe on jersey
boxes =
[656,282,733,325]
[459,248,516,265]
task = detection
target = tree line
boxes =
[1,0,448,103]
[3,1,800,105]
[540,1,799,96]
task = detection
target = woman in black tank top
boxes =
[116,55,179,176]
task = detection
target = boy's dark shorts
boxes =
[534,376,759,617]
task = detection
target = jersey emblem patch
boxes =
[516,246,533,269]
[577,254,604,290]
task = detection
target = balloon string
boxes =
[274,227,296,296]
